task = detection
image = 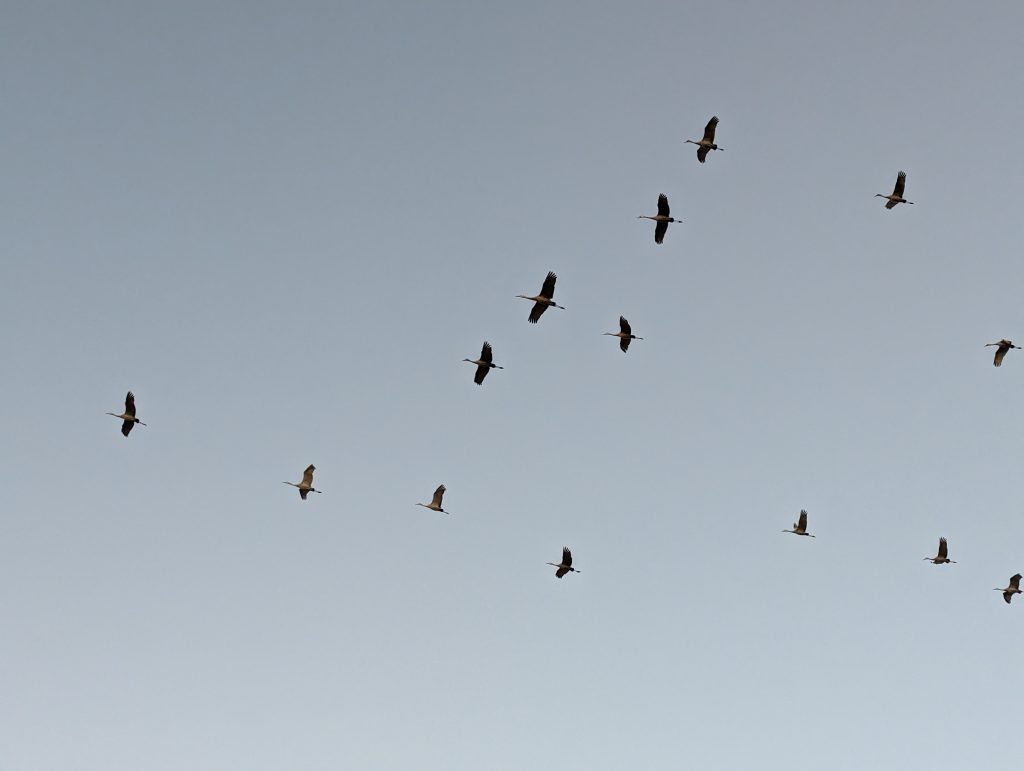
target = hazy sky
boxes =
[4,2,1024,769]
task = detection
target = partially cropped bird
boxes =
[516,271,565,324]
[604,316,643,352]
[416,484,449,514]
[107,391,147,437]
[876,170,914,209]
[547,547,579,578]
[684,115,723,163]
[283,464,322,500]
[782,509,815,537]
[985,339,1020,367]
[923,537,956,564]
[463,341,503,384]
[995,573,1022,604]
[637,194,679,244]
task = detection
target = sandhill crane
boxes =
[782,509,815,537]
[463,341,503,384]
[547,546,579,578]
[516,271,565,324]
[416,484,449,514]
[995,573,1022,604]
[604,316,643,352]
[107,391,146,437]
[637,194,679,244]
[876,170,914,209]
[923,537,956,564]
[685,116,723,163]
[985,339,1020,367]
[283,464,322,500]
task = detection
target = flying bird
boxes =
[923,537,956,564]
[782,509,815,537]
[985,339,1020,367]
[416,484,449,514]
[637,194,679,244]
[684,115,723,163]
[547,547,580,578]
[995,573,1022,604]
[463,341,503,384]
[876,170,914,209]
[107,391,147,437]
[604,316,643,352]
[516,271,565,324]
[283,464,322,500]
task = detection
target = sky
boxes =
[3,1,1024,769]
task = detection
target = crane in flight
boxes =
[283,464,322,500]
[875,171,914,209]
[985,339,1020,367]
[107,391,146,437]
[684,115,723,163]
[782,509,815,537]
[995,573,1022,604]
[463,341,503,384]
[604,316,643,352]
[416,484,449,514]
[547,547,580,578]
[516,271,565,324]
[637,194,679,244]
[923,537,956,564]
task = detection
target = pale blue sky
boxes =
[3,1,1024,769]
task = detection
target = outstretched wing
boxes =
[657,193,670,217]
[125,391,137,418]
[431,485,446,508]
[620,336,631,353]
[1010,573,1022,590]
[540,271,557,299]
[555,565,569,578]
[703,116,719,143]
[562,547,573,567]
[654,219,667,244]
[528,301,548,324]
[474,363,489,384]
[697,145,709,163]
[994,343,1009,367]
[619,316,631,336]
[480,341,494,364]
[892,171,906,198]
[798,510,808,531]
[121,419,134,437]
[938,537,948,559]
[302,464,316,487]
[300,488,309,500]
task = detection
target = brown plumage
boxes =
[876,170,914,209]
[923,537,956,564]
[637,194,679,244]
[416,484,448,514]
[995,573,1022,604]
[782,509,814,537]
[516,271,565,324]
[106,390,147,437]
[463,341,503,384]
[547,546,579,578]
[685,115,723,163]
[985,339,1020,367]
[283,464,322,500]
[604,315,643,352]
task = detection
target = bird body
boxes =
[876,170,914,209]
[107,391,146,437]
[684,115,723,163]
[782,509,815,537]
[604,316,643,352]
[517,271,565,323]
[416,484,449,514]
[463,341,503,384]
[547,546,579,578]
[995,573,1022,604]
[637,194,679,244]
[283,464,322,500]
[924,537,956,564]
[985,339,1020,367]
